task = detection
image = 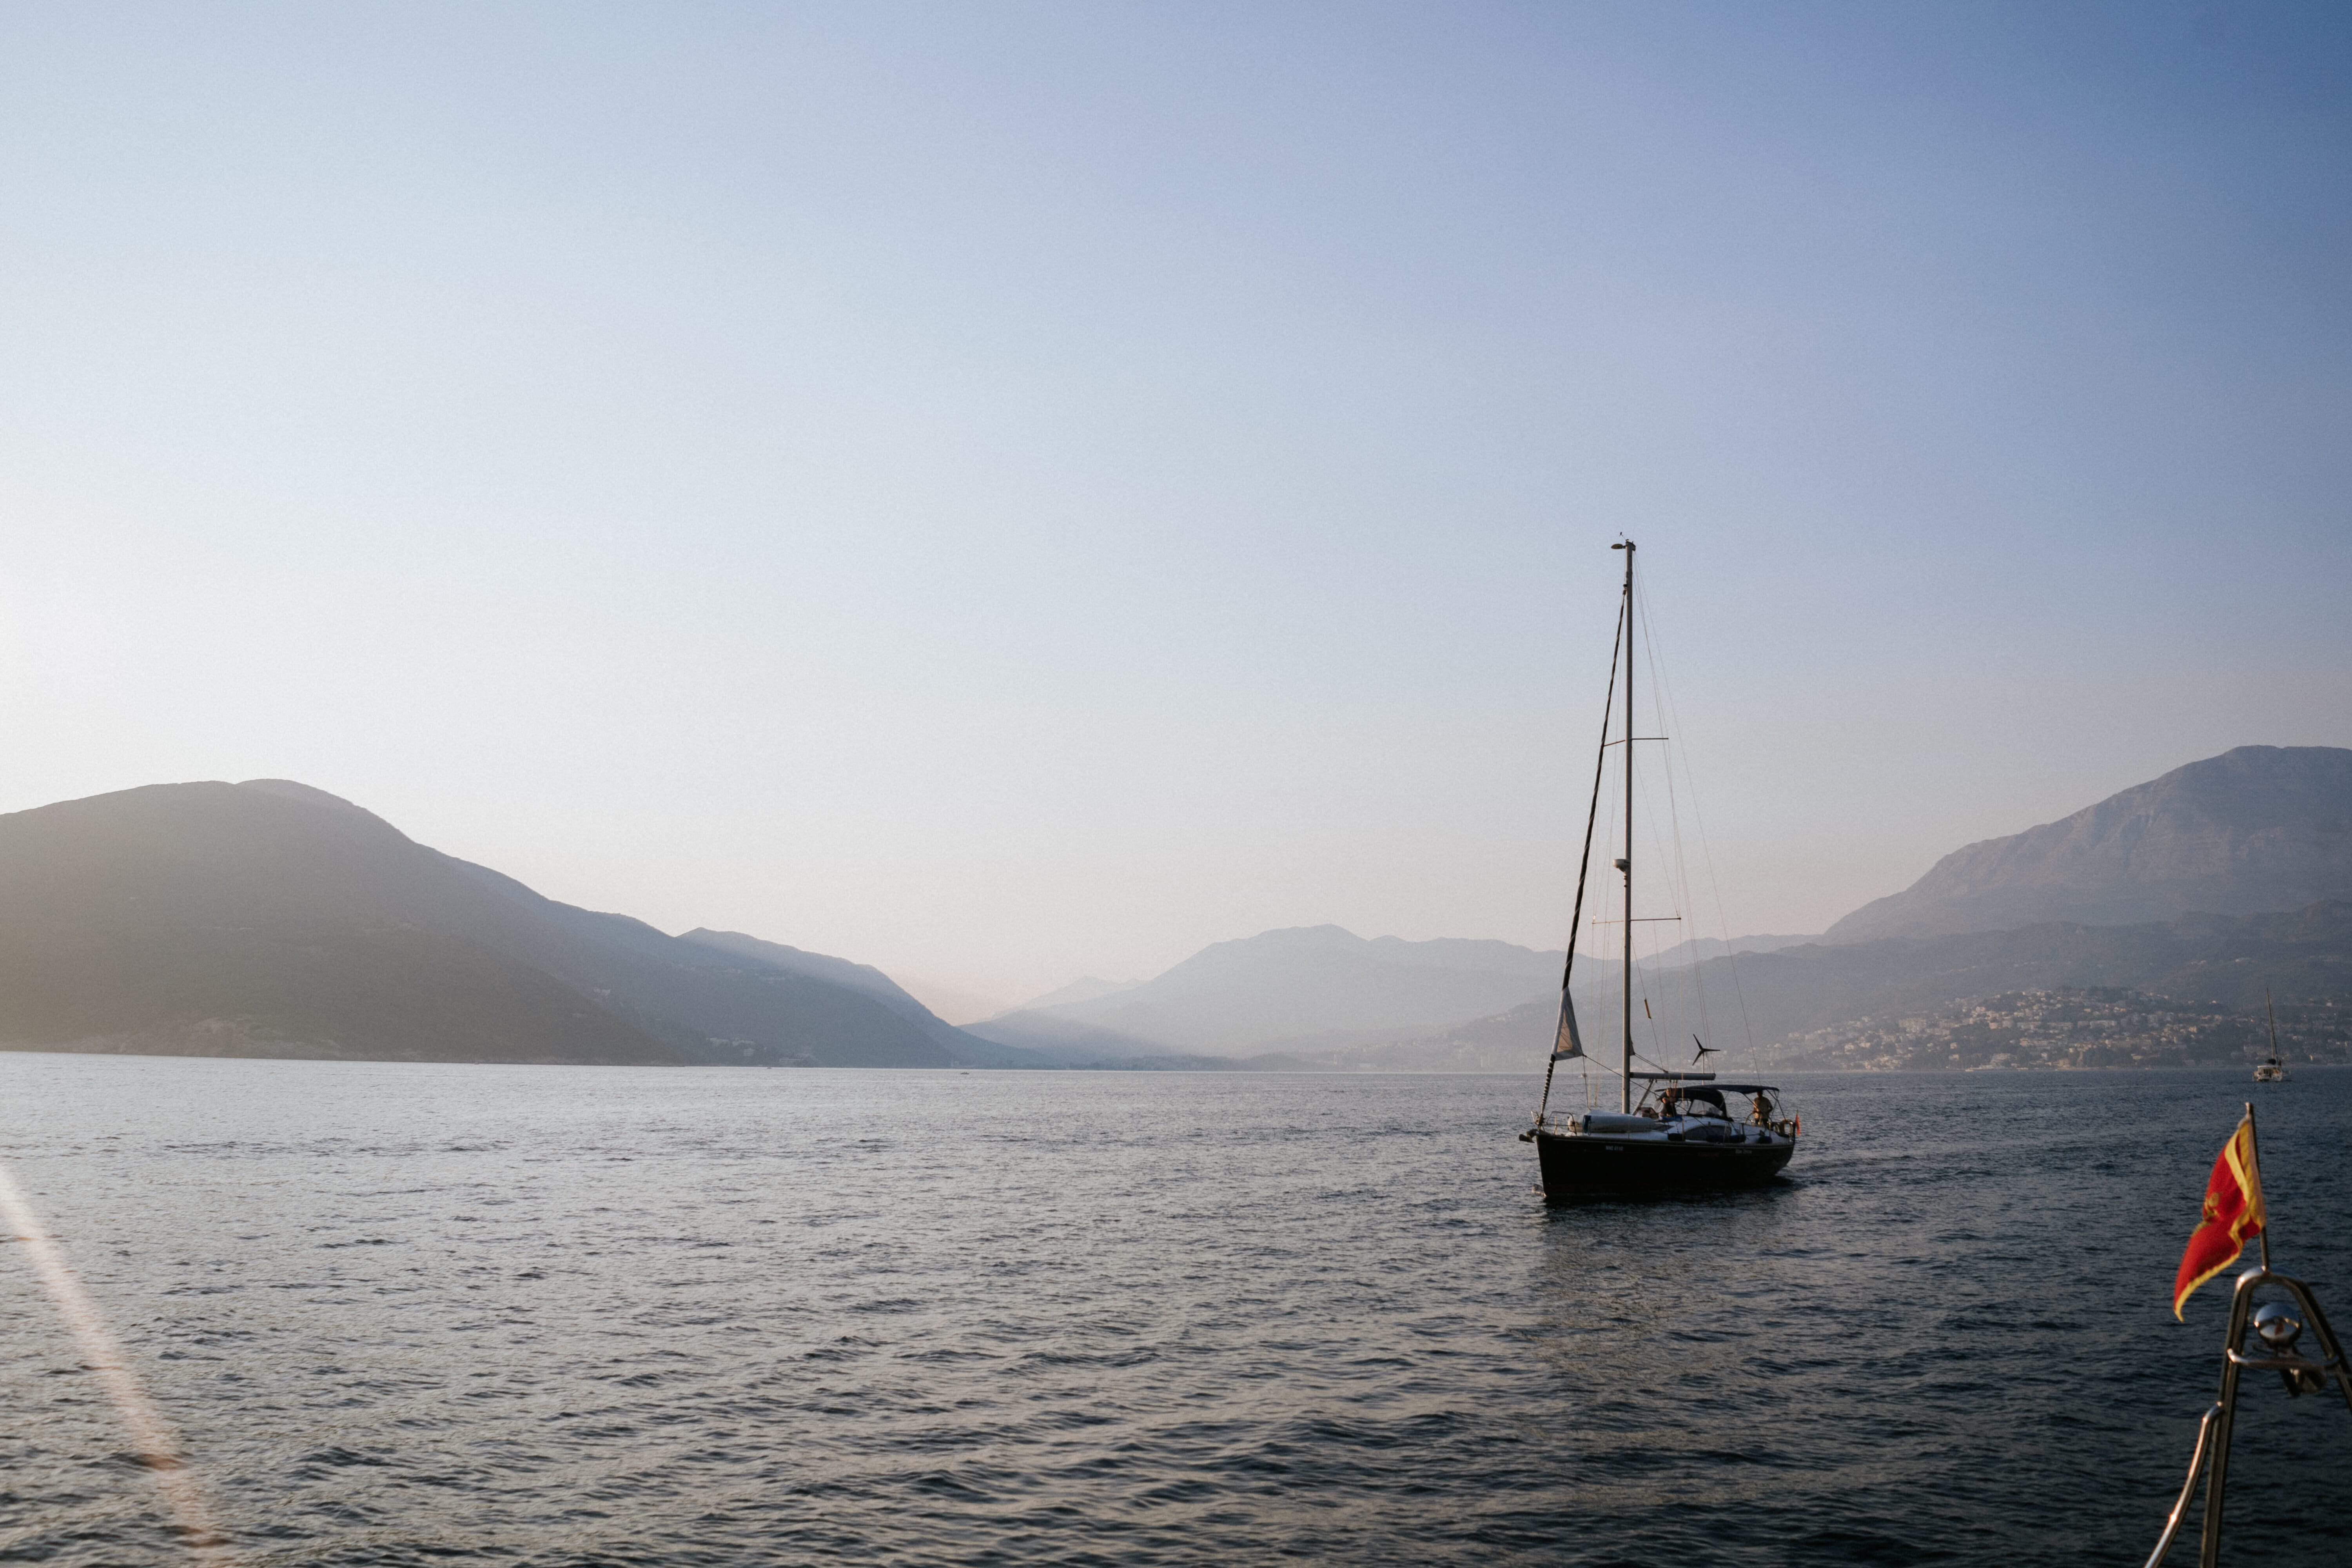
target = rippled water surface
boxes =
[2,1056,2347,1566]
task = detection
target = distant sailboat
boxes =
[1519,540,1798,1194]
[2254,989,2290,1083]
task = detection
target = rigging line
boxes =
[1646,573,1759,1053]
[1635,573,1759,1058]
[1628,712,1684,1054]
[1590,760,1623,1077]
[1609,762,1632,1085]
[1636,697,1704,1053]
[1633,578,1709,1053]
[1637,926,1673,1067]
[1662,717,1709,1049]
[1536,584,1627,1128]
[1624,620,1683,925]
[1668,903,1701,1056]
[1626,1044,1675,1077]
[1661,662,1712,1054]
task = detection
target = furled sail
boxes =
[1551,995,1584,1060]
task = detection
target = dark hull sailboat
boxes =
[1532,1122,1794,1191]
[1520,539,1801,1198]
[1533,1078,1797,1192]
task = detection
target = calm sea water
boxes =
[1,1056,2346,1567]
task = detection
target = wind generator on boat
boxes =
[1517,539,1800,1194]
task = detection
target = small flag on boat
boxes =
[2172,1112,2265,1319]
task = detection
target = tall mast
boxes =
[1615,539,1636,1111]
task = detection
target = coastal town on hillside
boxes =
[1765,987,2352,1072]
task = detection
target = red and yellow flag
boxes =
[2173,1112,2265,1319]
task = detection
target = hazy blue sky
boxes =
[4,2,2347,1015]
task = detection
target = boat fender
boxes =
[1791,1114,1801,1138]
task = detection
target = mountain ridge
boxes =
[0,780,977,1068]
[1287,902,2352,1073]
[971,924,1563,1059]
[1825,745,2352,942]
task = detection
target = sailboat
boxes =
[1518,539,1799,1194]
[2254,990,2290,1083]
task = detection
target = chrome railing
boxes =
[2143,1265,2352,1567]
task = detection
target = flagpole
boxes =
[2246,1100,2269,1275]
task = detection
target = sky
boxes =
[3,2,2348,1019]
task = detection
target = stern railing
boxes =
[2143,1265,2352,1567]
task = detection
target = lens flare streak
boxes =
[0,1157,234,1562]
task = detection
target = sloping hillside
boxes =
[971,925,1561,1058]
[1315,902,2352,1074]
[1732,902,2352,1040]
[677,927,1047,1065]
[1826,746,2352,942]
[0,779,956,1067]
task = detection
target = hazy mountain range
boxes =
[969,927,1564,1060]
[988,746,2352,1070]
[1332,747,2352,1070]
[0,780,980,1067]
[1,743,2345,1070]
[1313,899,2350,1074]
[1823,746,2352,942]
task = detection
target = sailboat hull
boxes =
[1533,1129,1794,1196]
